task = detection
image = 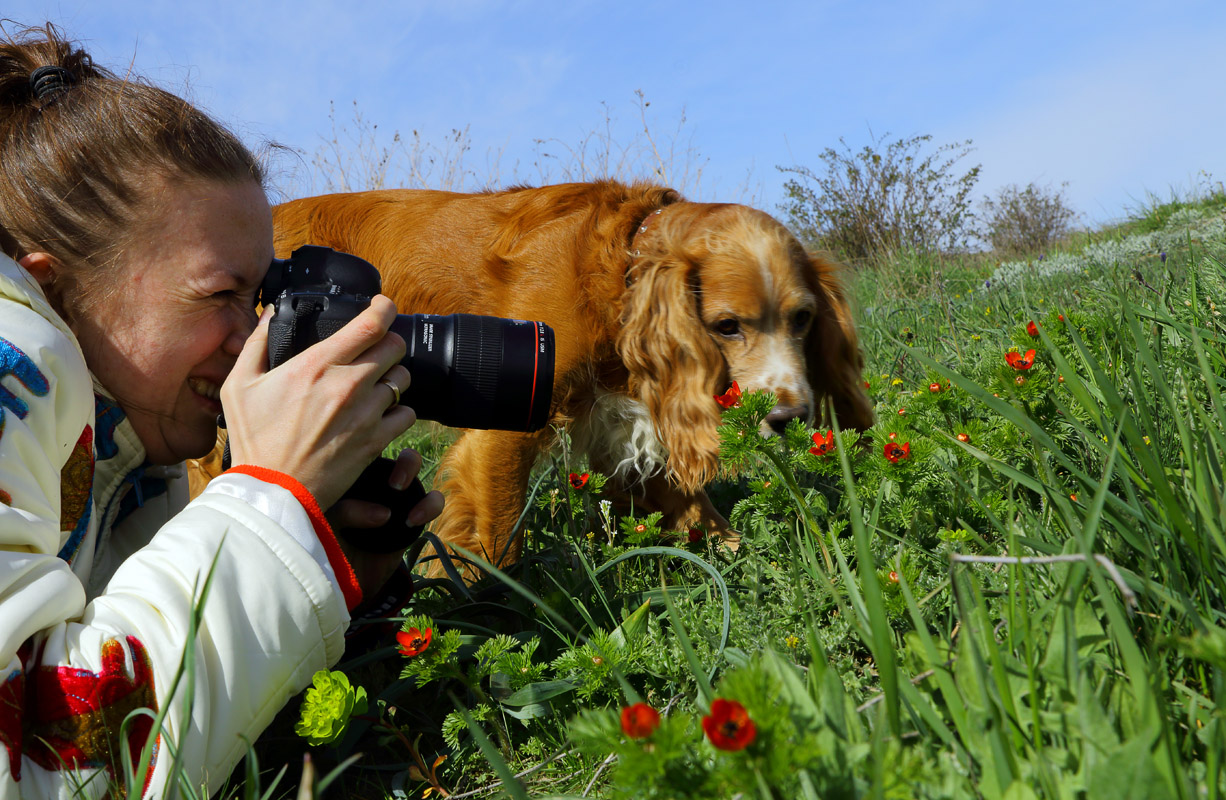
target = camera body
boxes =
[254,244,556,552]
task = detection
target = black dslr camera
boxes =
[251,244,556,552]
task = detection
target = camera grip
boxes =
[337,457,427,553]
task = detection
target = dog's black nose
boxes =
[765,404,810,435]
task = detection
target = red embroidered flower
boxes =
[1005,349,1036,370]
[883,442,911,463]
[702,698,756,751]
[569,472,589,489]
[809,429,836,456]
[956,432,971,444]
[1027,320,1039,337]
[620,703,661,739]
[714,381,742,409]
[397,627,432,658]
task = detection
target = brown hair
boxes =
[0,22,266,315]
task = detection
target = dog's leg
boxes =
[424,428,551,580]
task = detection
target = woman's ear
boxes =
[18,252,59,288]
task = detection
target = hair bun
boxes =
[29,65,75,102]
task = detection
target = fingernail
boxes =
[373,506,391,525]
[390,467,408,491]
[259,305,274,323]
[407,505,427,526]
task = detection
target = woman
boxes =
[0,23,441,797]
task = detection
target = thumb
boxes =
[231,304,273,379]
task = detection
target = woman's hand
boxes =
[327,447,444,595]
[221,294,414,510]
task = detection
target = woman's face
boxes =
[76,178,273,465]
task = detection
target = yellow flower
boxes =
[891,378,904,386]
[1143,436,1151,445]
[785,635,801,649]
[586,531,595,540]
[971,334,981,341]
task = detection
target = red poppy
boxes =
[1005,349,1036,370]
[956,432,971,444]
[702,698,756,751]
[887,431,898,440]
[620,703,661,739]
[1027,320,1039,336]
[863,380,871,389]
[397,627,432,658]
[1058,314,1066,322]
[809,429,836,456]
[883,442,911,463]
[568,472,589,489]
[687,528,704,544]
[714,381,742,409]
[634,524,647,533]
[929,382,943,393]
[887,570,899,583]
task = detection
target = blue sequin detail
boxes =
[94,394,124,461]
[0,336,50,421]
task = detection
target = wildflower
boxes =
[687,528,704,544]
[592,656,604,665]
[809,429,836,456]
[1005,349,1036,370]
[897,408,907,416]
[883,442,911,463]
[887,431,898,440]
[702,699,757,751]
[891,378,904,386]
[971,334,981,341]
[568,472,589,489]
[1070,493,1079,502]
[586,531,595,540]
[929,382,942,393]
[1015,375,1026,386]
[784,635,801,649]
[1160,251,1167,263]
[1143,435,1151,445]
[294,670,368,747]
[634,524,647,533]
[956,432,971,444]
[1027,320,1039,337]
[887,570,899,583]
[397,627,432,658]
[863,380,871,389]
[620,703,661,739]
[1058,314,1066,322]
[714,381,742,409]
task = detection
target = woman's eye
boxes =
[715,318,741,337]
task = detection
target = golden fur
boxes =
[189,181,873,574]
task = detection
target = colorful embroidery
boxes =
[0,336,50,422]
[26,636,158,794]
[93,394,125,462]
[57,426,94,563]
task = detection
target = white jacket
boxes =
[0,253,361,798]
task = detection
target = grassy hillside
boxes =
[242,189,1226,800]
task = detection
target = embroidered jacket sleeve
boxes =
[0,256,356,799]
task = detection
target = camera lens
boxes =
[390,313,554,432]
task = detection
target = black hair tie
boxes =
[29,65,75,102]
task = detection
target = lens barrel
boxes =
[391,313,554,432]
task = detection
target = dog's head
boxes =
[618,202,873,492]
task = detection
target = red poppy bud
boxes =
[1058,375,1065,383]
[568,472,589,489]
[687,528,703,544]
[397,627,433,658]
[1027,320,1039,336]
[888,570,899,583]
[620,703,661,739]
[898,408,906,416]
[634,524,646,533]
[888,431,897,440]
[714,381,743,409]
[702,698,756,751]
[929,382,942,393]
[1058,314,1066,322]
[956,432,971,443]
[864,380,871,389]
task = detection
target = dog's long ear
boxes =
[618,257,725,493]
[805,252,875,432]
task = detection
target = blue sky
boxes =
[8,1,1226,227]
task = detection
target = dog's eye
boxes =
[715,318,741,337]
[791,309,814,334]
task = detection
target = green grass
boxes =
[217,191,1226,799]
